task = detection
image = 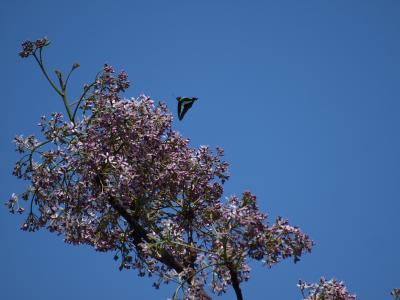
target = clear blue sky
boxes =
[1,1,399,299]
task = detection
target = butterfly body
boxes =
[177,96,198,120]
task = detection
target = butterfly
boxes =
[177,96,198,121]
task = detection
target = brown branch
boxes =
[108,195,212,300]
[108,195,184,272]
[228,263,244,300]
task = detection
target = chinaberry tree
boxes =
[8,37,380,300]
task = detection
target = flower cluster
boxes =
[94,64,130,94]
[10,39,314,300]
[19,37,49,58]
[391,288,400,300]
[5,193,24,214]
[298,277,356,300]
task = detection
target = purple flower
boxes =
[34,37,49,48]
[298,277,356,300]
[19,40,34,57]
[19,37,49,58]
[391,288,400,300]
[5,193,19,214]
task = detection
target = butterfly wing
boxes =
[177,97,198,120]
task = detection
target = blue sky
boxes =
[1,1,399,299]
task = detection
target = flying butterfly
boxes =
[177,96,198,121]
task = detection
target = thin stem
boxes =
[64,65,78,91]
[61,92,73,122]
[29,191,37,213]
[33,53,63,97]
[167,240,216,256]
[72,81,96,122]
[32,51,74,122]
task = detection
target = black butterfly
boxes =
[177,96,198,121]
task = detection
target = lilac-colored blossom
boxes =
[19,37,49,58]
[391,288,400,300]
[298,277,356,300]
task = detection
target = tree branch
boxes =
[108,196,212,300]
[228,263,244,300]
